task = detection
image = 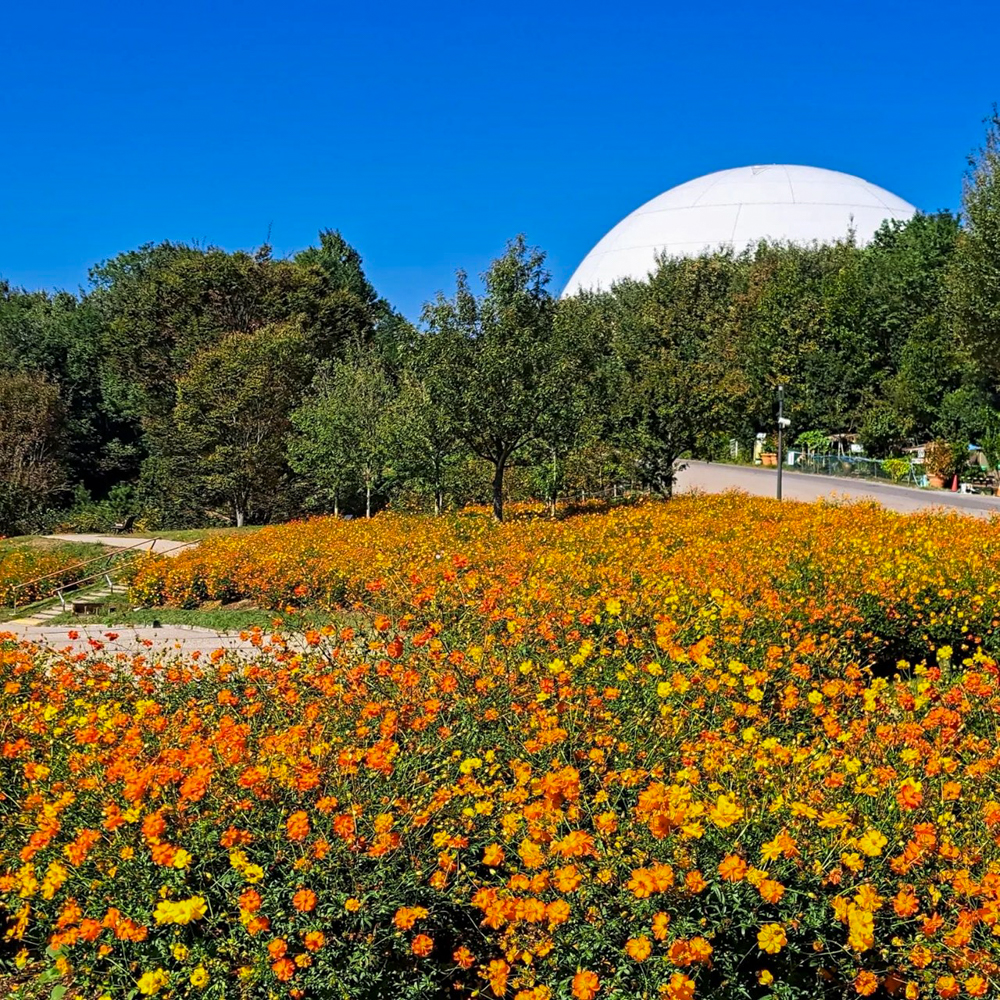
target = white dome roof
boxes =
[563,164,916,297]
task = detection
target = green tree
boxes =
[173,325,311,526]
[421,236,578,521]
[0,283,139,492]
[951,107,1000,376]
[0,370,66,533]
[393,365,463,515]
[607,257,739,496]
[289,348,402,518]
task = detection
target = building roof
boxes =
[563,164,916,297]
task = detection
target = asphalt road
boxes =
[675,461,1000,518]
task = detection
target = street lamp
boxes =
[776,385,790,500]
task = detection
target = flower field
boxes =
[0,540,113,609]
[5,495,1000,999]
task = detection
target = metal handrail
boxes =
[8,537,157,609]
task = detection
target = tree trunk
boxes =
[235,508,245,527]
[435,488,443,517]
[334,495,339,517]
[492,459,506,522]
[366,484,372,519]
[550,448,558,518]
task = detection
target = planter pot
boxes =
[761,452,778,467]
[928,473,946,489]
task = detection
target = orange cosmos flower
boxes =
[267,938,288,960]
[453,946,475,969]
[718,855,748,881]
[292,889,316,913]
[286,811,310,841]
[572,970,600,1000]
[892,888,919,917]
[411,934,434,957]
[652,912,671,940]
[239,888,262,913]
[393,906,428,930]
[964,975,987,997]
[759,879,786,904]
[625,936,652,961]
[854,971,879,996]
[665,972,695,1000]
[685,870,708,893]
[897,778,923,811]
[688,937,713,963]
[935,976,959,999]
[271,958,295,981]
[303,930,326,951]
[345,898,361,912]
[488,959,510,996]
[483,843,504,866]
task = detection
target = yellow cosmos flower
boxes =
[153,896,207,926]
[708,795,744,828]
[190,966,209,988]
[137,969,170,995]
[757,923,787,954]
[857,829,887,857]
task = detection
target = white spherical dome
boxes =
[563,164,916,297]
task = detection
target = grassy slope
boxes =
[43,606,340,632]
[0,538,116,611]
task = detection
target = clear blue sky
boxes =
[1,0,997,320]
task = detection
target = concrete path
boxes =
[676,461,1000,517]
[46,534,196,556]
[2,622,263,658]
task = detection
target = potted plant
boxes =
[923,440,955,489]
[760,434,778,467]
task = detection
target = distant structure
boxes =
[562,164,916,297]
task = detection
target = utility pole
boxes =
[776,384,785,500]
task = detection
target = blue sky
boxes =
[1,0,997,320]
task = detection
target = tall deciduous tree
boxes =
[289,348,401,518]
[173,325,311,526]
[951,107,1000,378]
[393,365,462,516]
[0,370,66,533]
[421,236,579,521]
[606,257,738,497]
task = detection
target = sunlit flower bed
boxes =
[4,496,1000,999]
[0,541,110,608]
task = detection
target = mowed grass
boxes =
[43,605,341,632]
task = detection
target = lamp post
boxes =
[776,385,790,500]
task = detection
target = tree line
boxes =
[2,111,999,528]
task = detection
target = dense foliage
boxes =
[5,496,1000,999]
[3,113,1000,530]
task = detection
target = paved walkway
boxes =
[46,534,196,556]
[2,622,262,657]
[676,461,1000,517]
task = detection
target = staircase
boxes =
[6,583,130,628]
